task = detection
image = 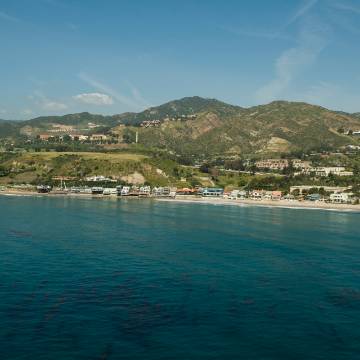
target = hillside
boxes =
[0,121,21,138]
[131,100,360,157]
[18,112,120,137]
[1,97,360,156]
[115,96,243,125]
[0,151,203,187]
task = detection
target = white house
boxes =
[139,186,151,196]
[103,188,117,195]
[251,190,264,200]
[121,186,130,196]
[330,192,354,204]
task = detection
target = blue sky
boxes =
[1,0,360,119]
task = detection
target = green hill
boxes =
[115,96,243,125]
[0,121,21,138]
[23,112,119,128]
[2,97,360,157]
[133,100,360,157]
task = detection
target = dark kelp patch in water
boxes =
[328,288,360,308]
[8,229,33,238]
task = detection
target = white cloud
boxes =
[299,81,360,112]
[22,109,34,116]
[42,100,68,111]
[256,19,329,103]
[127,82,152,108]
[73,92,114,105]
[302,81,340,104]
[220,25,292,41]
[0,109,7,115]
[32,91,68,112]
[334,2,360,15]
[283,0,319,29]
[78,72,149,110]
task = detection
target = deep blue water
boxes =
[0,196,359,359]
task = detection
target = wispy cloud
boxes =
[298,81,360,112]
[22,109,34,117]
[78,72,149,110]
[283,0,319,29]
[0,10,20,23]
[41,0,67,7]
[220,26,291,41]
[222,0,318,41]
[31,91,68,111]
[302,81,340,103]
[256,18,330,103]
[66,23,79,31]
[126,81,152,108]
[73,92,114,106]
[333,2,360,15]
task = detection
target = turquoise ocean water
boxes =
[0,196,359,359]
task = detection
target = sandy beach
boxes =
[1,189,360,212]
[157,196,360,212]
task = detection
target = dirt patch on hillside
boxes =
[121,172,145,185]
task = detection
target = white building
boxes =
[330,192,354,204]
[103,188,117,195]
[229,190,247,199]
[139,186,151,195]
[121,186,130,196]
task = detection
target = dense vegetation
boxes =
[1,97,359,192]
[2,97,359,158]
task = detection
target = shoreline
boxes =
[157,197,360,212]
[1,189,360,212]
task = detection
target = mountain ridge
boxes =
[2,96,360,156]
[2,96,360,124]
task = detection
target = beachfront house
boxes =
[229,190,248,200]
[79,187,92,194]
[151,186,176,197]
[139,186,151,196]
[121,186,130,196]
[330,192,354,204]
[263,191,272,200]
[201,188,224,197]
[250,190,264,200]
[283,194,295,201]
[169,188,177,198]
[103,188,117,195]
[91,187,104,195]
[271,191,282,201]
[290,186,351,194]
[306,194,322,202]
[229,190,240,199]
[152,187,163,197]
[176,188,195,195]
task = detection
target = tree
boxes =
[62,135,71,142]
[200,163,210,173]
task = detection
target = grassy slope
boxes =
[135,101,360,157]
[2,97,360,157]
[0,152,202,187]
